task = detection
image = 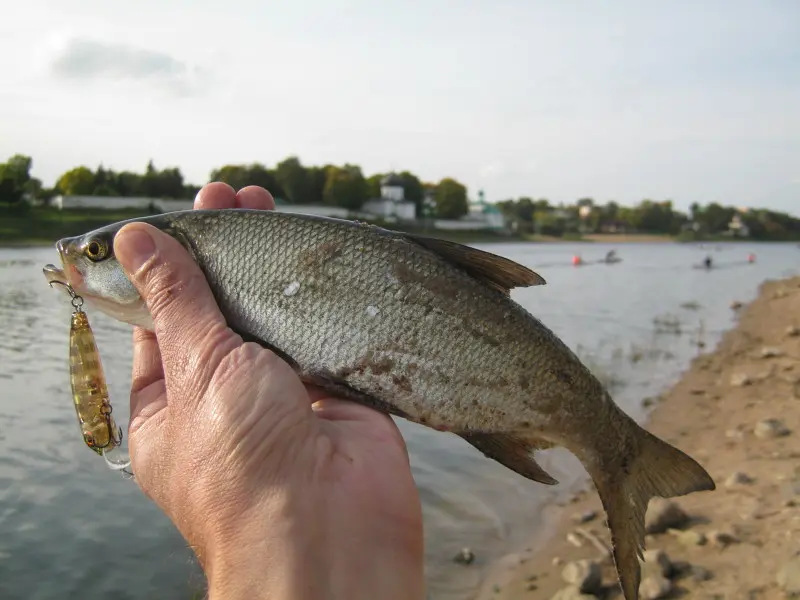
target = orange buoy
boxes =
[572,255,582,266]
[747,253,756,263]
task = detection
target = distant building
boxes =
[434,190,507,231]
[53,195,194,212]
[728,213,750,237]
[361,173,416,221]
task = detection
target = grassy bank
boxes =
[0,206,155,246]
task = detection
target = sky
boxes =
[1,0,798,214]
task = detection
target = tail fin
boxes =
[590,429,715,600]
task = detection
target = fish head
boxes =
[44,221,154,330]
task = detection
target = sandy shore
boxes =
[474,275,800,599]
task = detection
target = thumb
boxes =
[114,222,241,402]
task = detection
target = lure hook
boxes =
[48,280,85,311]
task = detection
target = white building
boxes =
[361,173,417,221]
[53,195,194,212]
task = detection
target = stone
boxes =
[561,559,602,594]
[787,325,800,338]
[566,532,583,547]
[639,575,672,599]
[754,418,791,439]
[452,547,474,565]
[690,565,713,582]
[672,529,707,547]
[550,587,596,600]
[708,530,740,547]
[641,549,673,578]
[645,499,689,534]
[573,510,598,524]
[725,471,754,487]
[776,556,800,595]
[760,346,783,358]
[730,372,752,387]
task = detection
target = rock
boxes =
[731,300,743,310]
[690,565,713,582]
[787,325,800,338]
[552,556,563,567]
[452,547,474,565]
[645,499,689,534]
[641,549,673,578]
[639,575,672,599]
[566,532,583,547]
[672,529,707,547]
[776,556,800,595]
[725,471,755,487]
[573,510,597,524]
[725,428,745,441]
[561,559,602,594]
[760,346,783,358]
[780,479,800,502]
[708,530,740,547]
[730,372,752,387]
[754,418,791,439]
[550,587,596,600]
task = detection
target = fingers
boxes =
[194,182,236,209]
[194,182,275,210]
[114,222,240,400]
[236,186,275,210]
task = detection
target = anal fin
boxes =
[460,432,559,485]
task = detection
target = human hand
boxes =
[113,183,425,600]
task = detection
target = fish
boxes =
[43,208,715,600]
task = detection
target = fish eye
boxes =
[85,239,108,262]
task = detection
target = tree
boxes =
[0,154,33,205]
[56,166,95,195]
[433,177,468,219]
[366,173,383,198]
[322,164,368,210]
[274,156,312,203]
[398,171,424,214]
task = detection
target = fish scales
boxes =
[169,210,583,435]
[45,208,716,600]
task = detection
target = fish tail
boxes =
[590,427,715,600]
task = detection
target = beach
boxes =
[476,275,800,599]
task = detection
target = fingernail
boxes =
[116,227,155,274]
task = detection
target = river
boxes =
[0,241,797,600]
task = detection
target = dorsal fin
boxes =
[404,233,546,295]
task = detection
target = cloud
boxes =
[48,37,208,96]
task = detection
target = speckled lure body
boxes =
[69,309,123,454]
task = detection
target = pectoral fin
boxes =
[459,432,559,485]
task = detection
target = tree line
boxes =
[2,153,798,240]
[496,196,800,240]
[0,154,470,219]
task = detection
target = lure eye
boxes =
[85,239,108,262]
[83,432,96,447]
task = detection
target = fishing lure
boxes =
[49,280,132,475]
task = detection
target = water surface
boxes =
[0,242,797,600]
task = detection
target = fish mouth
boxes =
[43,263,67,286]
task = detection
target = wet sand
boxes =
[475,275,800,599]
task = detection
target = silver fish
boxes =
[43,209,715,600]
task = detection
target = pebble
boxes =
[550,587,596,600]
[672,529,707,547]
[645,499,689,534]
[731,300,743,310]
[730,372,752,387]
[760,346,783,358]
[572,510,597,524]
[708,530,740,547]
[641,549,673,578]
[787,325,800,337]
[690,565,713,582]
[452,547,475,565]
[561,559,602,594]
[565,532,583,548]
[754,418,791,439]
[639,575,672,599]
[725,471,755,487]
[776,556,800,595]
